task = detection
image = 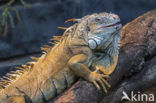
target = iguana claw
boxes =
[89,72,111,93]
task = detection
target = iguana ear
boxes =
[64,18,81,23]
[88,36,103,49]
[88,38,98,49]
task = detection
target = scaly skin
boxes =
[0,12,122,103]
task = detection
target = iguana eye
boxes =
[95,18,101,22]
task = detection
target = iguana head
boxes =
[78,12,122,50]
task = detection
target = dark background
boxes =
[0,0,156,76]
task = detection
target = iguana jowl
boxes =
[0,12,122,103]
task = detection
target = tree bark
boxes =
[50,10,156,103]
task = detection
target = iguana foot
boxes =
[88,71,111,93]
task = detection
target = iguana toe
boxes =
[89,72,111,93]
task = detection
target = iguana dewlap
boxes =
[0,12,122,103]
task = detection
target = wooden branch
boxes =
[111,57,156,103]
[50,10,156,103]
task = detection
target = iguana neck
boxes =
[93,31,120,75]
[107,30,120,56]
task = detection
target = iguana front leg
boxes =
[8,95,26,103]
[68,54,110,93]
[8,94,32,103]
[95,54,118,75]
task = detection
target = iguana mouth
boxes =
[97,21,121,30]
[104,21,121,27]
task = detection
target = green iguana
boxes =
[0,12,122,103]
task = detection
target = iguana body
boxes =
[0,12,122,103]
